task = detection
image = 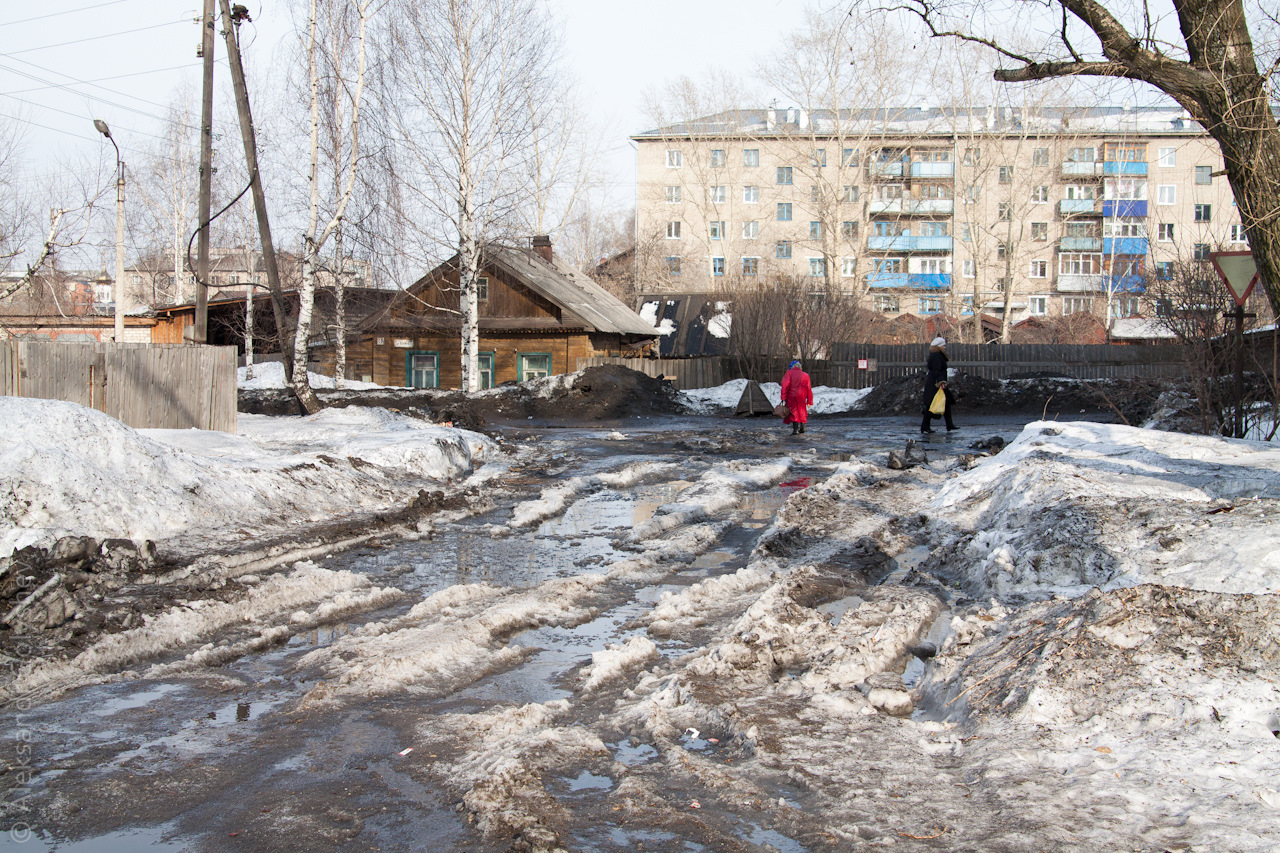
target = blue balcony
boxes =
[1109,275,1146,293]
[907,273,952,290]
[866,272,909,288]
[866,235,953,252]
[910,162,954,178]
[870,162,905,177]
[1059,199,1100,215]
[1103,200,1148,218]
[1059,237,1102,251]
[1103,161,1148,176]
[1103,237,1149,255]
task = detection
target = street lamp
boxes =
[94,118,125,343]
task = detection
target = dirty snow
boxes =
[680,377,873,414]
[238,361,383,390]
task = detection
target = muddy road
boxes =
[10,415,1043,853]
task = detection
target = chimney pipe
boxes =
[533,235,552,263]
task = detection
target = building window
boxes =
[874,258,902,273]
[1158,147,1176,166]
[742,257,759,276]
[1104,219,1145,238]
[1032,185,1049,203]
[776,241,792,259]
[920,183,952,199]
[842,148,859,167]
[962,258,975,278]
[1067,147,1095,162]
[666,221,681,239]
[919,297,942,315]
[874,295,899,313]
[1033,148,1049,166]
[777,166,793,185]
[1154,297,1174,316]
[665,186,681,203]
[1195,165,1213,184]
[1029,295,1048,315]
[811,149,827,167]
[965,185,980,203]
[1157,185,1176,205]
[712,257,725,276]
[743,185,759,203]
[710,149,726,168]
[518,353,551,382]
[742,220,759,239]
[1111,297,1141,319]
[476,276,489,301]
[841,257,857,277]
[841,220,858,239]
[810,185,821,203]
[1156,261,1173,279]
[666,256,681,275]
[841,185,859,202]
[1031,222,1048,241]
[1030,260,1048,278]
[1194,204,1212,222]
[963,147,980,165]
[709,185,726,204]
[1062,297,1093,315]
[873,220,902,237]
[809,221,822,239]
[407,351,439,388]
[777,203,792,221]
[1193,243,1210,260]
[1158,223,1175,241]
[920,221,948,237]
[477,352,495,390]
[743,148,760,167]
[1065,184,1097,200]
[960,223,972,241]
[809,258,826,277]
[709,220,726,240]
[877,183,904,200]
[666,149,682,168]
[998,165,1013,183]
[998,203,1012,221]
[997,241,1008,260]
[1231,224,1249,244]
[1060,253,1100,274]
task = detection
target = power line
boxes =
[0,19,188,58]
[0,0,132,28]
[0,61,200,131]
[0,92,173,145]
[3,63,199,98]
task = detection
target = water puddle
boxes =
[562,769,613,792]
[4,822,187,853]
[816,594,865,628]
[610,739,659,766]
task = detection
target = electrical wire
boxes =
[0,58,201,130]
[0,19,189,58]
[0,0,131,28]
[186,175,259,289]
[3,64,198,97]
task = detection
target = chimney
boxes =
[533,235,552,263]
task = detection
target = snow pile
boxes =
[629,458,791,541]
[679,378,873,415]
[508,461,678,528]
[238,361,382,390]
[0,398,493,558]
[580,635,659,691]
[926,421,1280,597]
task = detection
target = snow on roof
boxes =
[1110,318,1178,339]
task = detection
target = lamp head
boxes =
[93,119,111,138]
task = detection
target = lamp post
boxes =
[94,119,125,343]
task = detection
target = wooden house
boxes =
[352,238,657,388]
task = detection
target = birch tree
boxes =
[382,0,564,392]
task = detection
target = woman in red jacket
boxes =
[780,359,813,435]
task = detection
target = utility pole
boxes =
[192,0,216,344]
[218,0,292,375]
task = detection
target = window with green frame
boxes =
[517,352,551,382]
[478,352,495,389]
[406,351,439,388]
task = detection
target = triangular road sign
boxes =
[1209,250,1259,306]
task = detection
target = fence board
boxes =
[1,341,236,432]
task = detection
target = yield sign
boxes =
[1209,250,1258,306]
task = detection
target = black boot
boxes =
[791,423,799,435]
[799,423,805,433]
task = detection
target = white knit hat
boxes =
[931,337,946,347]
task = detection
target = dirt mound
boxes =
[857,371,1176,423]
[239,365,687,426]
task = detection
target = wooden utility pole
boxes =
[218,0,292,375]
[192,0,215,344]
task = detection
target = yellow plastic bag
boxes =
[929,387,947,415]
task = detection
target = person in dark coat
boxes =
[921,337,956,433]
[781,359,813,435]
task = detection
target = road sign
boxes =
[1209,250,1259,306]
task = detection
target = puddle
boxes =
[816,594,865,628]
[4,822,188,853]
[91,683,182,716]
[743,824,809,853]
[562,769,613,792]
[610,739,658,766]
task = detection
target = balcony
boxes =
[1061,161,1103,176]
[1103,237,1149,255]
[1057,274,1106,292]
[1103,161,1149,176]
[868,198,954,215]
[869,162,905,178]
[1059,199,1101,215]
[1103,200,1148,218]
[910,162,954,178]
[866,235,953,252]
[1109,275,1147,293]
[1059,237,1102,251]
[866,272,908,288]
[907,273,952,290]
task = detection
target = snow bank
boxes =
[629,458,791,541]
[238,361,382,390]
[679,378,872,415]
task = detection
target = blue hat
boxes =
[788,359,801,369]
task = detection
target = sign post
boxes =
[1208,251,1258,438]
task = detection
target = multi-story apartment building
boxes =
[633,106,1253,328]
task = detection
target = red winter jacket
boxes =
[780,367,813,424]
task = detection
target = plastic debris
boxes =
[685,727,700,739]
[690,800,701,809]
[707,737,719,744]
[398,747,414,756]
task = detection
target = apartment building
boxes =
[633,106,1250,327]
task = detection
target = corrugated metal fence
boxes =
[1,341,237,432]
[580,343,1189,390]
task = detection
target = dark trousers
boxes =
[922,390,955,431]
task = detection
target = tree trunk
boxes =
[334,222,346,390]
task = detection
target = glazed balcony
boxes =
[1059,237,1102,251]
[866,235,953,252]
[1103,237,1149,255]
[1103,200,1148,218]
[868,198,955,215]
[1103,161,1148,176]
[1059,199,1101,215]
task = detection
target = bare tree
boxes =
[381,0,562,392]
[881,0,1280,317]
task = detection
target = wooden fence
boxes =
[580,343,1190,390]
[1,341,238,432]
